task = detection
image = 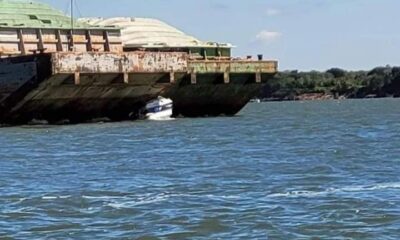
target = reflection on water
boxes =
[1,98,400,239]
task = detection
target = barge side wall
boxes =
[0,52,277,124]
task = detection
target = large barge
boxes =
[0,0,277,125]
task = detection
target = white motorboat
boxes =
[145,97,173,120]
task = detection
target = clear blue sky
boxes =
[42,0,400,71]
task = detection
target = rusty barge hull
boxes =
[0,52,276,125]
[166,61,276,117]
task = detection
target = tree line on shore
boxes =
[260,66,400,100]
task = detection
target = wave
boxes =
[82,195,126,200]
[41,195,71,200]
[107,192,183,209]
[106,193,242,209]
[267,182,400,198]
[147,117,176,121]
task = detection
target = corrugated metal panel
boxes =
[80,17,232,49]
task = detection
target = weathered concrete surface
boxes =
[52,52,188,74]
[0,52,277,125]
[188,60,277,74]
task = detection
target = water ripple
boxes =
[1,99,400,239]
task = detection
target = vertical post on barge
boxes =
[69,0,74,51]
[71,0,74,33]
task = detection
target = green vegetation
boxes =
[260,66,400,100]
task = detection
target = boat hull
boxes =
[146,109,173,121]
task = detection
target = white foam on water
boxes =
[267,182,400,198]
[59,195,71,199]
[41,195,71,200]
[42,196,58,200]
[108,194,169,209]
[82,195,126,200]
[105,192,248,209]
[15,198,27,204]
[268,190,326,198]
[147,117,175,121]
[202,194,243,201]
[106,192,194,209]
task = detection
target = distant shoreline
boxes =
[259,66,400,101]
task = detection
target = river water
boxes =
[1,99,400,239]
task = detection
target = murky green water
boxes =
[1,99,400,239]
